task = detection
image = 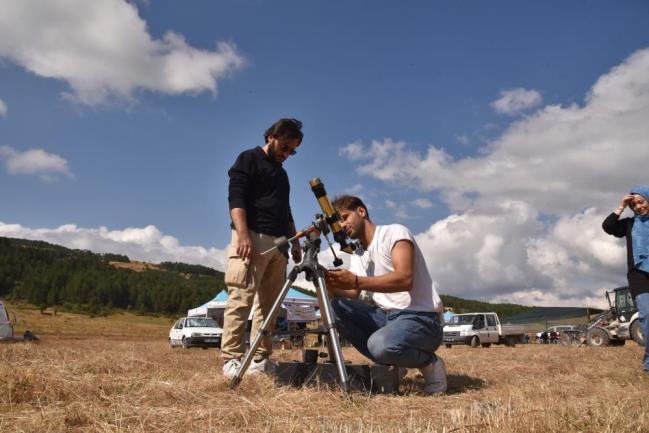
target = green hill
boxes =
[0,236,225,316]
[501,306,602,324]
[440,294,532,318]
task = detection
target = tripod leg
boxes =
[315,276,350,393]
[229,277,294,389]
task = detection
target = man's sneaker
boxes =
[419,356,448,394]
[246,358,277,376]
[222,358,242,380]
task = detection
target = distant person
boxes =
[325,195,447,394]
[602,186,649,373]
[221,118,304,379]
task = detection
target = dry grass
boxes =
[4,300,172,338]
[2,330,649,433]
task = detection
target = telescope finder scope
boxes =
[309,178,357,254]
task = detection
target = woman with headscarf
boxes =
[602,186,649,373]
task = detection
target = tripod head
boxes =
[259,213,344,267]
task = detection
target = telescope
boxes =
[261,178,358,266]
[309,178,358,255]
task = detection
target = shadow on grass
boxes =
[447,373,486,394]
[399,373,485,396]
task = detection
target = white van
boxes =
[0,301,14,341]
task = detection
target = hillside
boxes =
[0,236,225,316]
[502,306,602,324]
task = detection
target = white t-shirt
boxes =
[349,224,443,312]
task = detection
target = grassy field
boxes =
[1,302,648,433]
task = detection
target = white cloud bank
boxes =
[0,98,7,117]
[0,146,73,181]
[0,0,245,105]
[491,88,542,115]
[340,47,649,307]
[0,221,228,271]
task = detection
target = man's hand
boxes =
[236,231,254,259]
[325,269,356,291]
[291,241,302,263]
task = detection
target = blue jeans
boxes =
[331,298,442,369]
[635,293,649,371]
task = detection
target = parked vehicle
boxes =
[0,301,15,341]
[561,286,644,347]
[169,316,223,349]
[535,325,577,344]
[443,312,525,348]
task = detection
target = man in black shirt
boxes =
[222,118,303,379]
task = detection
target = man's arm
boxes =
[287,219,302,263]
[231,208,253,259]
[325,240,414,298]
[228,151,254,259]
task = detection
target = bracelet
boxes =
[354,275,360,291]
[616,206,624,212]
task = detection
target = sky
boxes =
[1,0,649,308]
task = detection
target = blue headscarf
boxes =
[630,186,649,274]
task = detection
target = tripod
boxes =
[228,217,350,392]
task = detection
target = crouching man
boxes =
[325,195,447,394]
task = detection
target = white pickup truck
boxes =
[443,312,525,348]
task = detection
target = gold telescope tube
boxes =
[309,178,356,254]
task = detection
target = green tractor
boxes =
[563,286,644,347]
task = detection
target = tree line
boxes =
[0,237,225,316]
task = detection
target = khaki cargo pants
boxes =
[221,229,288,360]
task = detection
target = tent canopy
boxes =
[188,288,319,323]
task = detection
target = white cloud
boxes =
[491,88,542,115]
[340,48,649,217]
[0,0,245,105]
[0,98,6,117]
[0,221,228,270]
[344,183,364,194]
[455,134,469,145]
[339,47,649,307]
[385,200,397,209]
[0,145,73,181]
[412,198,433,209]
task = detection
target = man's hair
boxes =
[332,195,370,220]
[264,118,304,144]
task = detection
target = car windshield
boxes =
[185,318,218,328]
[447,315,477,325]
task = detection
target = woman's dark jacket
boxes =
[602,212,649,299]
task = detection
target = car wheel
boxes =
[481,343,491,348]
[470,336,480,348]
[631,320,644,346]
[445,344,452,349]
[182,337,190,349]
[586,328,609,347]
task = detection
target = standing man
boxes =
[325,195,447,394]
[221,118,303,379]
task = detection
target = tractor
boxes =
[562,286,644,347]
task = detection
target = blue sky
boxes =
[1,0,649,307]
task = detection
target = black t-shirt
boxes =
[228,146,293,237]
